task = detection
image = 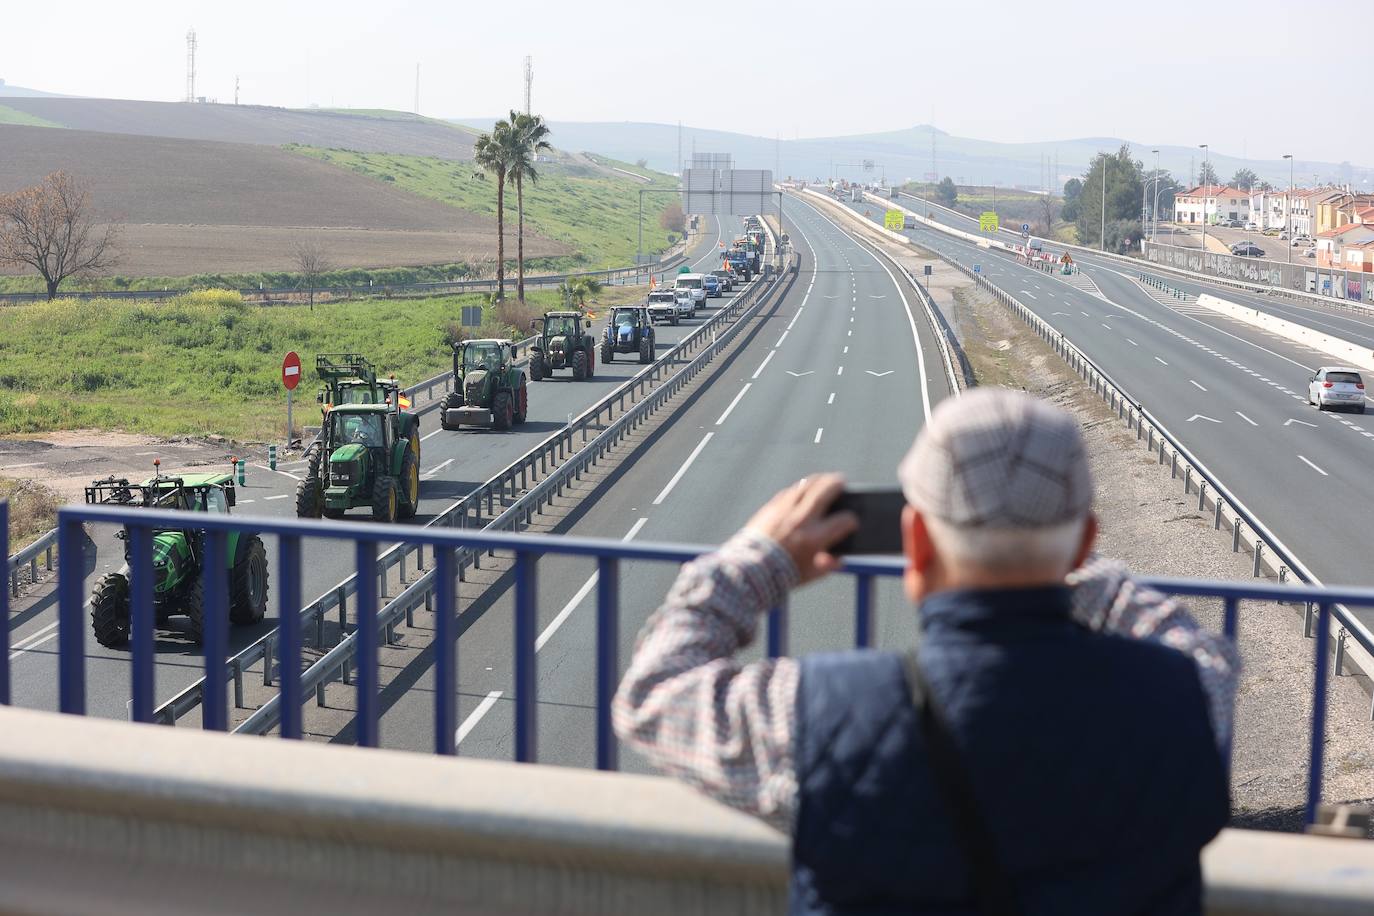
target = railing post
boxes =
[355,539,380,748]
[1306,603,1333,828]
[433,547,457,756]
[278,534,303,739]
[0,502,7,706]
[514,550,539,763]
[596,556,620,771]
[854,575,875,649]
[201,529,230,731]
[128,524,156,723]
[767,600,790,659]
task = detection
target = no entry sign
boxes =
[282,351,302,390]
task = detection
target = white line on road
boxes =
[262,494,289,501]
[653,433,713,505]
[828,393,835,405]
[750,350,775,380]
[422,457,455,479]
[9,621,59,659]
[535,517,649,652]
[1022,291,1038,300]
[1235,412,1258,426]
[776,331,789,347]
[1298,455,1329,477]
[456,691,504,745]
[1127,338,1138,346]
[238,499,255,504]
[715,384,752,426]
[1101,323,1112,330]
[255,464,301,481]
[814,428,824,444]
[1154,357,1169,365]
[843,346,848,354]
[421,427,446,441]
[1081,311,1090,317]
[1190,380,1208,391]
[837,366,844,376]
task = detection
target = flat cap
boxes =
[898,388,1092,527]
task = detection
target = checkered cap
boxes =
[898,388,1092,527]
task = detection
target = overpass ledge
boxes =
[0,705,1370,915]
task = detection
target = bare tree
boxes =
[0,171,119,300]
[292,237,333,311]
[1037,194,1058,237]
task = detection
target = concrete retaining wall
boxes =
[1197,294,1374,372]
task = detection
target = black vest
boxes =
[791,586,1228,915]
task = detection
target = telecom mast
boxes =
[523,56,533,114]
[185,29,197,102]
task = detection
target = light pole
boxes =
[1199,144,1209,261]
[1152,148,1161,242]
[1284,153,1294,266]
[1100,154,1108,251]
[1141,148,1160,249]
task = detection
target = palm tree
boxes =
[473,118,517,301]
[508,111,553,303]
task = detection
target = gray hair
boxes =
[924,515,1087,577]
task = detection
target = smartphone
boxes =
[829,486,905,555]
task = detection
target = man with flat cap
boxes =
[615,388,1238,916]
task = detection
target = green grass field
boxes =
[288,146,680,270]
[0,104,62,128]
[0,285,647,441]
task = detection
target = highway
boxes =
[5,218,749,720]
[836,190,1374,614]
[367,192,954,763]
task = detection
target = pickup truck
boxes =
[646,288,693,325]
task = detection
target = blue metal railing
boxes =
[4,500,1371,827]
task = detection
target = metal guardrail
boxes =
[6,526,57,598]
[150,237,793,728]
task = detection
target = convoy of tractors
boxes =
[85,218,765,647]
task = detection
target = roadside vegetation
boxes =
[0,285,646,441]
[900,179,1071,240]
[1,476,59,551]
[287,146,679,270]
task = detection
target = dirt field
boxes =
[0,125,567,276]
[0,98,474,159]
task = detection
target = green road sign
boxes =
[884,209,905,231]
[679,266,690,274]
[979,211,1000,233]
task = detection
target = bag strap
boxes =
[901,651,1021,916]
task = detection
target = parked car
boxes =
[1308,367,1366,413]
[1244,222,1259,231]
[1303,246,1316,258]
[1232,244,1265,258]
[1262,228,1280,237]
[1224,219,1245,228]
[1278,232,1289,240]
[1292,235,1313,246]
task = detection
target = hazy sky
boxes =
[2,0,1356,162]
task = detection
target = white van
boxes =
[673,274,707,314]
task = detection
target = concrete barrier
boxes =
[0,705,1370,915]
[1196,294,1374,372]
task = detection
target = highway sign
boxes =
[1021,223,1030,233]
[979,211,1000,233]
[974,264,982,274]
[281,351,302,390]
[924,265,932,276]
[460,305,483,327]
[884,209,904,231]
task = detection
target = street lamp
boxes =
[1100,154,1109,251]
[1141,148,1161,245]
[1199,144,1210,262]
[1283,153,1294,266]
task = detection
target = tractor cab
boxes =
[300,403,416,523]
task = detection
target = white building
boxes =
[1174,185,1250,224]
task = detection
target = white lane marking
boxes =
[843,346,849,354]
[9,620,60,659]
[828,392,835,405]
[847,330,852,337]
[653,433,713,505]
[535,517,649,652]
[421,427,446,441]
[776,331,789,347]
[456,691,504,745]
[837,366,844,376]
[1154,357,1169,365]
[1022,291,1038,300]
[1190,380,1207,392]
[1298,455,1329,476]
[1186,414,1221,423]
[1285,418,1318,428]
[239,499,255,504]
[1081,311,1090,317]
[255,464,301,481]
[715,384,752,426]
[1127,338,1139,346]
[814,428,824,444]
[1101,323,1112,330]
[422,457,455,479]
[263,494,289,501]
[751,350,776,379]
[1235,412,1258,426]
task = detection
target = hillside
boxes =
[1,98,474,159]
[0,124,566,278]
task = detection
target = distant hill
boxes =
[0,81,69,98]
[2,98,474,160]
[454,119,1373,192]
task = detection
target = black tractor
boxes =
[600,306,655,365]
[529,311,597,381]
[440,338,529,430]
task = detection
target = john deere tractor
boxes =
[440,338,529,431]
[296,403,419,522]
[85,469,269,649]
[601,306,655,365]
[528,311,596,382]
[303,354,420,480]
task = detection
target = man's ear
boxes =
[903,505,935,603]
[1072,513,1098,571]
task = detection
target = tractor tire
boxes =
[588,348,596,378]
[229,535,269,626]
[572,349,588,382]
[493,390,514,431]
[295,475,323,518]
[372,476,399,523]
[303,439,324,479]
[408,425,421,460]
[513,378,528,424]
[602,343,614,364]
[671,314,679,326]
[440,391,462,430]
[529,352,545,382]
[399,448,421,519]
[639,336,653,364]
[181,574,205,646]
[91,573,131,648]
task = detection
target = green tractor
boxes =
[440,338,529,431]
[303,354,420,479]
[85,470,269,649]
[296,403,420,523]
[528,311,597,382]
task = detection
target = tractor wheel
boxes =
[572,349,588,381]
[602,343,614,364]
[90,573,131,648]
[492,390,514,431]
[529,352,545,382]
[399,448,420,519]
[588,348,596,378]
[639,336,653,364]
[295,475,323,518]
[441,391,462,430]
[303,439,324,479]
[229,535,269,626]
[513,378,528,424]
[372,476,399,523]
[671,314,680,326]
[181,574,205,646]
[408,425,421,460]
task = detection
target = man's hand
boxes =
[744,473,858,585]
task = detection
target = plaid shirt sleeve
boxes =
[612,528,801,833]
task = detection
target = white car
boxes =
[673,274,708,313]
[1308,366,1366,413]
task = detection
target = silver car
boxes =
[1308,367,1366,413]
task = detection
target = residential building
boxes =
[1248,189,1290,230]
[1341,239,1374,273]
[1314,223,1374,268]
[1289,190,1326,238]
[1174,185,1249,224]
[1314,191,1374,234]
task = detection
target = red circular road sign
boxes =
[282,351,302,390]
